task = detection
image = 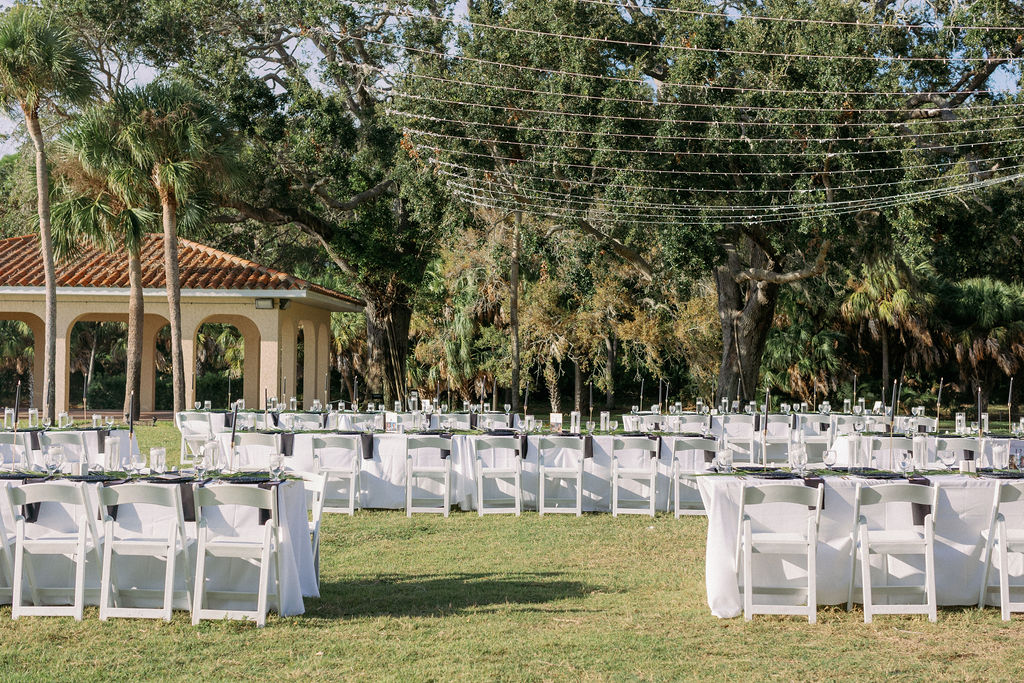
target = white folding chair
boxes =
[7,481,102,620]
[848,482,939,623]
[405,435,453,517]
[280,413,322,431]
[736,482,824,623]
[98,483,192,621]
[717,415,755,465]
[671,437,715,517]
[38,432,88,472]
[673,413,711,434]
[866,436,915,471]
[192,484,281,627]
[474,436,523,516]
[297,472,328,588]
[537,436,585,516]
[0,432,32,470]
[979,481,1024,619]
[312,435,361,515]
[0,489,14,604]
[233,432,279,472]
[935,437,979,469]
[175,412,213,466]
[611,436,659,517]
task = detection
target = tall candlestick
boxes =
[13,380,20,433]
[589,382,593,420]
[852,373,857,406]
[128,391,135,437]
[640,377,644,409]
[283,376,287,400]
[265,387,269,411]
[354,376,359,405]
[227,376,232,406]
[658,379,663,411]
[524,381,530,416]
[325,371,329,406]
[935,377,943,424]
[978,387,983,436]
[1009,376,1014,431]
[492,376,497,412]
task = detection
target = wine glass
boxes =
[823,448,838,470]
[716,448,733,474]
[194,450,209,481]
[631,405,639,415]
[129,449,145,477]
[42,417,51,430]
[609,420,619,432]
[269,453,285,482]
[105,416,115,431]
[586,420,595,434]
[504,403,511,416]
[150,447,166,474]
[939,449,957,472]
[896,450,911,477]
[792,443,808,476]
[194,401,202,411]
[47,445,65,477]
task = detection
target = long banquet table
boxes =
[0,477,317,615]
[216,432,714,512]
[696,473,1023,618]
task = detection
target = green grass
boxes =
[2,424,1024,681]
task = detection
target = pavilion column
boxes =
[139,315,164,413]
[278,316,296,404]
[25,317,44,410]
[316,320,330,406]
[241,328,260,408]
[181,307,205,410]
[54,311,76,415]
[301,319,317,409]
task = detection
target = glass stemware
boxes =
[46,445,65,477]
[823,448,838,470]
[270,453,285,482]
[504,403,511,415]
[194,401,202,411]
[42,417,51,430]
[609,420,618,433]
[939,449,957,471]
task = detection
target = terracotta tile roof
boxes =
[0,233,363,308]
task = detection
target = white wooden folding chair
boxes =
[175,412,213,466]
[297,472,328,589]
[0,492,14,605]
[7,481,102,620]
[405,435,453,517]
[717,415,755,465]
[474,436,523,516]
[192,484,281,627]
[866,436,915,472]
[38,432,88,473]
[280,413,322,431]
[671,436,715,517]
[98,483,192,621]
[0,432,33,470]
[233,432,279,472]
[979,481,1024,619]
[312,435,361,515]
[848,482,939,623]
[537,436,585,516]
[935,437,979,469]
[736,482,824,623]
[673,413,711,434]
[611,436,659,517]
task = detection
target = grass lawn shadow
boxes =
[308,571,599,619]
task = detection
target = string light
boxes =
[403,127,1024,166]
[351,3,1024,63]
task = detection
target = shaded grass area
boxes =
[0,425,1023,680]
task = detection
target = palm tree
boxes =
[0,6,96,420]
[103,82,240,412]
[841,255,937,391]
[937,278,1024,408]
[53,104,157,421]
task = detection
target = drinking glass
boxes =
[895,450,911,477]
[716,447,733,474]
[42,417,51,430]
[441,403,448,414]
[631,405,639,415]
[609,420,618,432]
[586,420,595,434]
[504,403,511,415]
[269,453,285,482]
[939,449,957,471]
[105,416,115,430]
[150,447,166,474]
[47,445,64,476]
[823,448,838,470]
[194,451,208,480]
[203,400,212,411]
[194,401,202,411]
[129,449,146,476]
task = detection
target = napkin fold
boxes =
[908,475,932,526]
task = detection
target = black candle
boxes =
[128,390,135,437]
[13,380,20,433]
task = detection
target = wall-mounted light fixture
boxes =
[254,298,274,310]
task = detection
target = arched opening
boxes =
[194,322,245,409]
[67,319,129,410]
[0,317,37,407]
[295,326,305,406]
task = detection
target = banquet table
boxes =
[219,432,714,512]
[696,473,1022,618]
[0,429,141,470]
[0,477,316,615]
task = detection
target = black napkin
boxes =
[703,450,716,464]
[223,413,234,429]
[29,430,40,452]
[753,414,761,432]
[908,475,932,526]
[279,432,295,457]
[322,413,330,429]
[918,424,928,433]
[470,413,478,429]
[256,480,283,525]
[519,434,529,459]
[964,449,975,461]
[486,428,517,436]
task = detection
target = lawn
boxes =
[1,424,1023,681]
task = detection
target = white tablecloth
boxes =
[0,429,141,470]
[696,474,1017,618]
[0,478,315,615]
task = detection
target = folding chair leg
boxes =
[192,538,207,625]
[73,529,87,621]
[575,467,583,517]
[925,525,937,623]
[514,469,522,517]
[405,460,413,518]
[256,536,271,627]
[1000,527,1011,621]
[859,526,873,623]
[538,467,545,516]
[443,465,451,518]
[742,522,753,621]
[163,542,177,622]
[807,537,817,624]
[476,460,484,517]
[649,472,656,517]
[847,531,857,612]
[99,524,114,621]
[611,469,619,518]
[979,531,995,609]
[12,526,23,619]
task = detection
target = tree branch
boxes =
[574,219,655,282]
[730,239,832,284]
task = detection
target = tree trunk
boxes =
[605,335,615,410]
[510,211,522,411]
[158,183,186,412]
[545,358,560,412]
[124,249,144,420]
[573,359,582,412]
[363,290,412,404]
[714,240,781,403]
[24,110,56,421]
